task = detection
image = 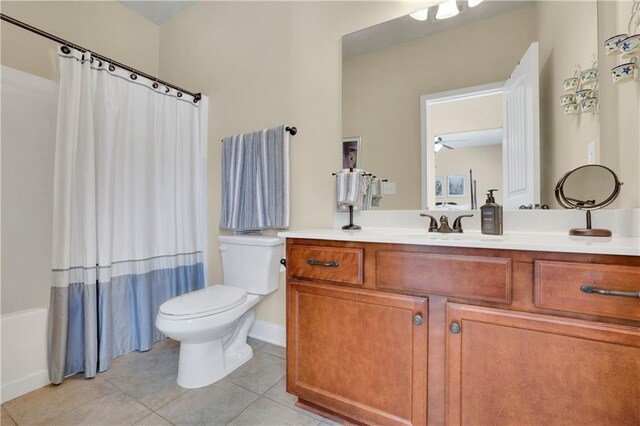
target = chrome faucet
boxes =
[420,213,473,233]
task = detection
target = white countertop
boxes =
[278,228,640,256]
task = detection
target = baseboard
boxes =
[1,370,50,403]
[248,319,286,347]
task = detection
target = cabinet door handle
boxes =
[413,314,424,326]
[580,285,640,299]
[306,259,339,268]
[449,322,461,334]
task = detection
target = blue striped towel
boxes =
[220,125,290,231]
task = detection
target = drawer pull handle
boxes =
[449,322,461,334]
[306,259,339,268]
[413,314,423,326]
[580,285,640,299]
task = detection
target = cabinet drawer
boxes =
[376,251,511,303]
[535,261,640,321]
[288,245,363,285]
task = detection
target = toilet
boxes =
[155,235,283,389]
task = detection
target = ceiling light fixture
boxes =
[409,8,430,21]
[436,0,459,20]
[468,0,484,8]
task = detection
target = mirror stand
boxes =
[569,210,612,237]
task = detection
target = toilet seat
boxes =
[159,285,247,320]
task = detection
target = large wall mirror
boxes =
[342,0,640,211]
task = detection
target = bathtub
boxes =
[1,308,50,403]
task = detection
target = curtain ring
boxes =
[177,92,183,98]
[152,81,159,89]
[165,87,170,93]
[109,64,116,72]
[60,45,71,54]
[130,73,137,80]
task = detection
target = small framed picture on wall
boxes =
[447,175,465,197]
[435,176,444,198]
[342,137,361,169]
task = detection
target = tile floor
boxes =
[2,338,339,426]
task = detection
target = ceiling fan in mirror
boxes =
[434,135,465,152]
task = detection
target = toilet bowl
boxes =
[155,235,283,389]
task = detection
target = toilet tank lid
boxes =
[219,235,284,247]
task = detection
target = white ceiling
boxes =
[343,0,532,59]
[118,1,197,25]
[439,128,503,149]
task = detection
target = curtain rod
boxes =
[0,13,202,103]
[220,127,297,142]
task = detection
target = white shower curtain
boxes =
[48,46,208,383]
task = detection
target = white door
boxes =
[502,42,540,209]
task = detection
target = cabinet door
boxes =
[446,303,640,426]
[287,281,428,426]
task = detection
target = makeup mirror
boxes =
[555,164,623,236]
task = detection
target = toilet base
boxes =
[176,309,256,389]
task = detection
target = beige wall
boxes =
[343,6,536,209]
[536,0,600,207]
[597,0,640,208]
[159,2,433,326]
[0,1,160,314]
[429,94,503,205]
[0,1,160,81]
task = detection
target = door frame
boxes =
[420,81,505,210]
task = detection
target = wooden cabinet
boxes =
[446,303,640,426]
[376,251,512,303]
[535,260,640,321]
[286,239,640,425]
[288,244,364,286]
[287,281,428,425]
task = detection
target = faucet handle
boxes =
[419,213,438,232]
[452,214,474,233]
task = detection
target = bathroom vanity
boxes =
[281,230,640,425]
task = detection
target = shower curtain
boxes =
[48,46,208,384]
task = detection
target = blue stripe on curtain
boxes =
[61,263,204,378]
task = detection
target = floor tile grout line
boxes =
[222,394,263,426]
[260,393,324,422]
[3,376,121,425]
[97,348,185,413]
[146,410,177,426]
[98,372,160,413]
[220,378,264,398]
[40,380,149,426]
[146,388,191,413]
[96,369,184,418]
[222,372,286,397]
[2,408,18,425]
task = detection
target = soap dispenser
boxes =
[480,189,503,235]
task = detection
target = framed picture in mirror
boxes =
[342,137,361,169]
[435,176,444,198]
[448,175,465,197]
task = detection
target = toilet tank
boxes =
[218,235,284,295]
